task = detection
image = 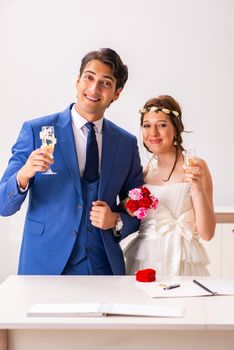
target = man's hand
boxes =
[17,147,54,189]
[90,200,118,230]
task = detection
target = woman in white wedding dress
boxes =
[124,95,216,276]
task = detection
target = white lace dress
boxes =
[124,183,210,276]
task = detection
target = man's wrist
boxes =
[16,172,29,193]
[113,213,123,237]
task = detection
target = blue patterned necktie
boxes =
[83,122,99,182]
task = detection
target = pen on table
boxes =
[163,284,180,290]
[193,279,217,296]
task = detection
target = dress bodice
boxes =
[144,182,193,219]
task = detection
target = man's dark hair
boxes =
[79,48,128,90]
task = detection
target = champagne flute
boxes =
[183,148,198,171]
[39,126,57,175]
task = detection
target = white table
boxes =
[0,275,234,350]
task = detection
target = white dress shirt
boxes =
[71,104,103,177]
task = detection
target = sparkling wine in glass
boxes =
[183,149,198,170]
[40,126,57,175]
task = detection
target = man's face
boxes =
[75,59,122,121]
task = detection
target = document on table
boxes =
[27,302,183,318]
[137,280,234,298]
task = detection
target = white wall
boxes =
[0,0,233,281]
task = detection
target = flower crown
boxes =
[139,105,180,118]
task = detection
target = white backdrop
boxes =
[0,0,233,281]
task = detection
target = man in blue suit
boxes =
[0,48,143,275]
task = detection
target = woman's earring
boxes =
[173,137,178,146]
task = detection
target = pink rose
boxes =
[150,195,159,209]
[135,207,148,219]
[129,188,143,201]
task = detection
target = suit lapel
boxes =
[56,105,82,196]
[99,119,117,199]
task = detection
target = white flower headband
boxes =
[139,105,180,118]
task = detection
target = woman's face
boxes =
[142,111,176,155]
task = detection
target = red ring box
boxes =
[135,268,156,282]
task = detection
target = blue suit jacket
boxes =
[0,104,144,275]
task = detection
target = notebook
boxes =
[27,302,183,318]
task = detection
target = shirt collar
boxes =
[71,104,103,133]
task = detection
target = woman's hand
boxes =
[183,159,204,193]
[183,158,216,240]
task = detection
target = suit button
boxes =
[86,247,91,254]
[88,185,94,191]
[77,204,83,210]
[88,227,93,232]
[73,231,78,237]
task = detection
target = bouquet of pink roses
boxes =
[126,186,159,219]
